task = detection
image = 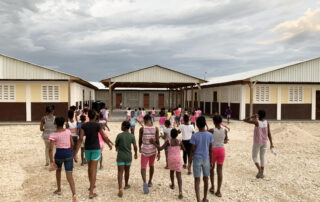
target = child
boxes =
[97,114,110,170]
[139,114,160,194]
[74,110,113,199]
[126,108,131,121]
[115,121,138,197]
[159,111,166,136]
[208,115,229,197]
[134,109,138,117]
[129,111,143,135]
[151,107,156,122]
[40,105,56,166]
[160,120,172,169]
[188,116,213,202]
[99,112,110,132]
[226,106,231,124]
[141,108,146,118]
[244,110,274,179]
[77,115,87,166]
[167,110,172,121]
[151,129,185,199]
[175,108,181,127]
[214,112,230,131]
[49,117,77,202]
[178,115,195,174]
[191,112,196,128]
[170,110,176,128]
[66,110,78,155]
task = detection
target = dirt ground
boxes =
[0,120,320,202]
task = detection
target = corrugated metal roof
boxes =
[203,57,320,86]
[90,82,167,91]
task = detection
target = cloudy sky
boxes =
[1,0,319,81]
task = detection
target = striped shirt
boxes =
[141,126,157,157]
[49,129,72,149]
[254,120,268,144]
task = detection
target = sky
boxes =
[0,0,320,81]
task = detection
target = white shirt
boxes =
[180,124,195,140]
[127,110,131,116]
[213,127,226,148]
[164,128,172,141]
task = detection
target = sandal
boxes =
[143,183,149,194]
[124,185,131,190]
[53,190,62,195]
[118,189,123,198]
[178,193,183,199]
[215,192,222,197]
[209,188,215,194]
[169,184,175,190]
[148,183,153,188]
[89,193,98,199]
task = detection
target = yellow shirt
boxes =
[167,112,172,120]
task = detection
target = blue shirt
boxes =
[77,123,86,136]
[129,117,136,127]
[190,131,214,159]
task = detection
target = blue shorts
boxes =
[164,146,168,151]
[130,126,135,130]
[55,148,73,172]
[117,162,132,166]
[175,116,181,123]
[193,157,210,178]
[85,149,101,162]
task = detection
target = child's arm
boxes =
[243,115,259,126]
[133,142,138,159]
[137,120,143,126]
[66,122,69,129]
[139,127,143,153]
[106,121,110,131]
[40,117,45,132]
[70,135,74,149]
[49,141,56,170]
[208,128,214,134]
[224,130,229,144]
[268,123,274,148]
[161,132,167,140]
[180,141,186,152]
[209,142,213,168]
[100,128,113,150]
[150,139,168,151]
[74,129,84,162]
[188,144,196,169]
[155,127,161,161]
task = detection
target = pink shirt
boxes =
[254,120,269,144]
[191,116,196,123]
[49,129,72,149]
[152,110,156,115]
[159,117,166,125]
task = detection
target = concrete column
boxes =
[312,87,316,120]
[240,85,246,120]
[26,84,31,121]
[191,86,194,112]
[277,86,281,120]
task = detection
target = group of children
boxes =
[42,104,274,202]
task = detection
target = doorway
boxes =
[116,94,122,109]
[158,94,164,109]
[316,91,320,120]
[144,94,150,109]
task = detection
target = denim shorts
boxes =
[85,149,101,162]
[55,148,73,172]
[193,157,210,178]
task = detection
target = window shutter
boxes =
[9,85,14,100]
[42,86,47,101]
[0,85,2,100]
[54,86,59,101]
[3,85,9,100]
[265,87,270,102]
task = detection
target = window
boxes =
[42,85,59,102]
[0,84,15,102]
[289,86,303,103]
[221,88,228,102]
[255,86,270,103]
[232,87,239,102]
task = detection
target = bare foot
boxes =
[124,185,131,190]
[73,194,77,202]
[118,189,123,198]
[209,187,215,194]
[178,192,183,199]
[170,184,175,189]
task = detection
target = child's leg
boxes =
[176,172,182,197]
[210,163,215,192]
[259,144,267,176]
[148,166,154,186]
[165,150,168,168]
[124,165,131,188]
[89,160,98,197]
[203,176,209,201]
[100,153,103,169]
[252,143,261,172]
[117,165,124,190]
[194,178,200,202]
[216,165,223,197]
[130,128,134,135]
[56,168,62,192]
[66,172,76,196]
[44,140,50,166]
[170,170,174,188]
[81,148,85,165]
[182,141,187,166]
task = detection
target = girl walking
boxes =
[208,115,229,197]
[66,110,78,155]
[40,105,56,166]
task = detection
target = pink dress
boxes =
[167,139,183,172]
[98,131,106,152]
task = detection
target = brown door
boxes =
[116,94,122,109]
[316,91,320,120]
[158,94,164,109]
[144,94,150,109]
[213,91,217,102]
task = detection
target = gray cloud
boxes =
[0,0,319,81]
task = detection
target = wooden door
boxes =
[316,91,320,120]
[213,91,217,102]
[144,94,150,109]
[116,94,122,109]
[158,94,164,109]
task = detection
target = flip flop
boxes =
[118,189,123,198]
[148,183,153,188]
[209,188,215,194]
[178,193,183,199]
[215,192,222,197]
[89,193,98,199]
[143,183,149,194]
[53,190,62,195]
[169,184,175,190]
[124,185,131,190]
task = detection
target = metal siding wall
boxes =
[251,59,320,82]
[1,55,70,80]
[112,66,200,83]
